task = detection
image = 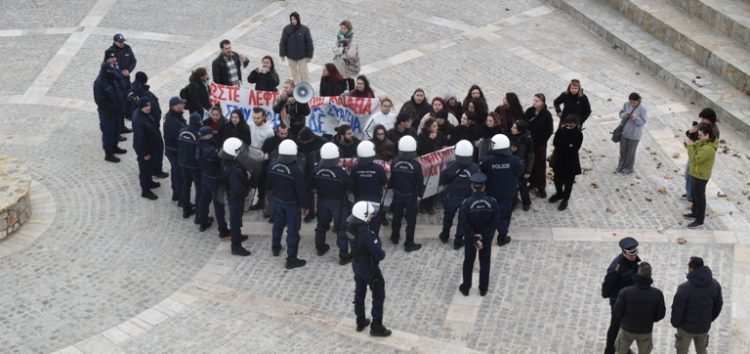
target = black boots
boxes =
[231,245,251,256]
[113,146,127,154]
[453,239,464,250]
[316,244,330,256]
[141,190,157,200]
[404,242,421,253]
[497,236,511,247]
[369,320,392,337]
[548,194,562,203]
[104,153,120,163]
[439,232,449,243]
[199,217,214,232]
[356,318,371,332]
[285,257,307,269]
[339,254,352,265]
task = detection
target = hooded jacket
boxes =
[186,74,211,115]
[614,275,666,334]
[279,12,314,60]
[671,266,723,334]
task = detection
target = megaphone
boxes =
[293,82,314,103]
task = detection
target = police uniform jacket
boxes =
[351,162,387,202]
[163,110,187,153]
[268,160,311,208]
[479,151,524,200]
[458,191,501,241]
[312,164,352,201]
[601,254,640,305]
[93,68,125,116]
[132,109,160,158]
[197,140,222,179]
[224,159,249,201]
[390,159,424,197]
[177,124,201,170]
[348,219,386,280]
[108,44,137,73]
[440,162,480,198]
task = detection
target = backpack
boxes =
[179,84,190,101]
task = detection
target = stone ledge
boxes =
[0,155,31,240]
[670,0,750,48]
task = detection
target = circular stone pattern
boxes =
[0,155,31,240]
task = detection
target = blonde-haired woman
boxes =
[553,79,591,128]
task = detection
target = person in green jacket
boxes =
[683,124,717,228]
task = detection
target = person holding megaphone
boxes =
[273,79,310,141]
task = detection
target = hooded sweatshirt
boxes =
[614,275,666,334]
[671,266,723,333]
[279,12,314,60]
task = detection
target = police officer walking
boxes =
[389,136,423,252]
[93,61,127,163]
[177,113,202,219]
[458,172,499,296]
[221,138,251,256]
[268,140,310,269]
[163,97,187,203]
[346,201,391,337]
[197,126,231,236]
[312,143,353,265]
[601,237,641,354]
[132,98,161,200]
[479,134,524,247]
[439,140,479,249]
[351,141,388,237]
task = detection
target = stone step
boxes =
[547,0,750,137]
[603,0,750,95]
[670,0,750,47]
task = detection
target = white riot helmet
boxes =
[352,201,380,222]
[490,133,511,155]
[320,142,340,167]
[398,135,417,160]
[222,137,243,157]
[278,139,298,164]
[356,140,376,165]
[455,140,474,165]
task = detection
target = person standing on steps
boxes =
[479,134,523,247]
[279,12,314,84]
[616,92,647,175]
[93,61,127,163]
[221,138,252,257]
[163,97,188,204]
[268,140,310,269]
[389,136,423,253]
[132,98,161,200]
[601,237,641,354]
[312,143,353,265]
[439,140,479,249]
[346,201,391,337]
[458,172,500,297]
[549,115,584,211]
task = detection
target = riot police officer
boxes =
[602,237,640,354]
[268,139,310,269]
[221,138,252,256]
[351,141,388,237]
[439,140,479,249]
[458,172,499,296]
[346,201,391,337]
[479,134,524,247]
[196,126,231,237]
[312,143,353,265]
[178,113,203,218]
[389,136,423,252]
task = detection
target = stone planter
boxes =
[0,155,31,240]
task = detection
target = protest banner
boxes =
[210,83,378,138]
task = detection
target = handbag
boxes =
[612,103,640,143]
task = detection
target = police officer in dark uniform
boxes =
[132,98,161,200]
[439,140,479,250]
[93,61,127,163]
[109,33,137,119]
[601,237,641,354]
[479,134,524,247]
[177,113,202,219]
[163,97,187,203]
[312,143,353,265]
[221,138,252,256]
[457,172,499,296]
[389,136,423,252]
[103,48,130,138]
[196,126,230,236]
[268,139,310,269]
[346,201,391,337]
[351,141,388,237]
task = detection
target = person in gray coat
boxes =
[617,92,647,175]
[279,12,314,83]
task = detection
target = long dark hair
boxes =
[262,55,276,73]
[230,109,250,129]
[429,97,445,115]
[505,92,524,120]
[370,124,388,144]
[323,63,343,82]
[356,75,374,97]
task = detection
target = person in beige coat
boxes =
[333,20,360,91]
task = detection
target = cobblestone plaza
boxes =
[0,0,749,353]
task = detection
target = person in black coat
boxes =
[670,257,723,354]
[370,124,396,161]
[333,124,361,158]
[400,89,430,130]
[219,109,252,146]
[510,120,534,211]
[212,39,248,87]
[319,63,346,96]
[482,112,505,139]
[109,34,137,84]
[93,61,127,162]
[435,110,456,147]
[462,85,488,117]
[553,79,592,127]
[523,93,554,198]
[247,55,280,91]
[417,118,443,215]
[493,92,524,133]
[163,97,188,202]
[279,12,314,83]
[185,67,212,116]
[274,80,311,141]
[132,98,161,200]
[613,262,666,354]
[602,237,641,354]
[131,72,167,178]
[549,115,583,211]
[386,113,416,150]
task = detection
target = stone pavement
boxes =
[0,0,748,353]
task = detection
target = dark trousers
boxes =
[605,302,621,354]
[315,198,348,257]
[691,177,708,223]
[272,202,301,258]
[354,269,385,321]
[180,167,201,211]
[165,151,182,196]
[461,232,493,292]
[98,113,118,153]
[495,197,514,237]
[137,155,153,192]
[391,194,418,245]
[517,176,531,206]
[198,176,229,234]
[441,194,465,240]
[529,146,548,189]
[152,136,164,174]
[228,197,245,248]
[553,174,575,201]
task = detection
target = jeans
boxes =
[691,176,708,223]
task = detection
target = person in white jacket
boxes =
[363,97,396,139]
[249,107,275,150]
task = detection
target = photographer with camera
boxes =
[683,124,717,229]
[683,109,719,203]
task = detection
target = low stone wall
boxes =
[0,155,31,240]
